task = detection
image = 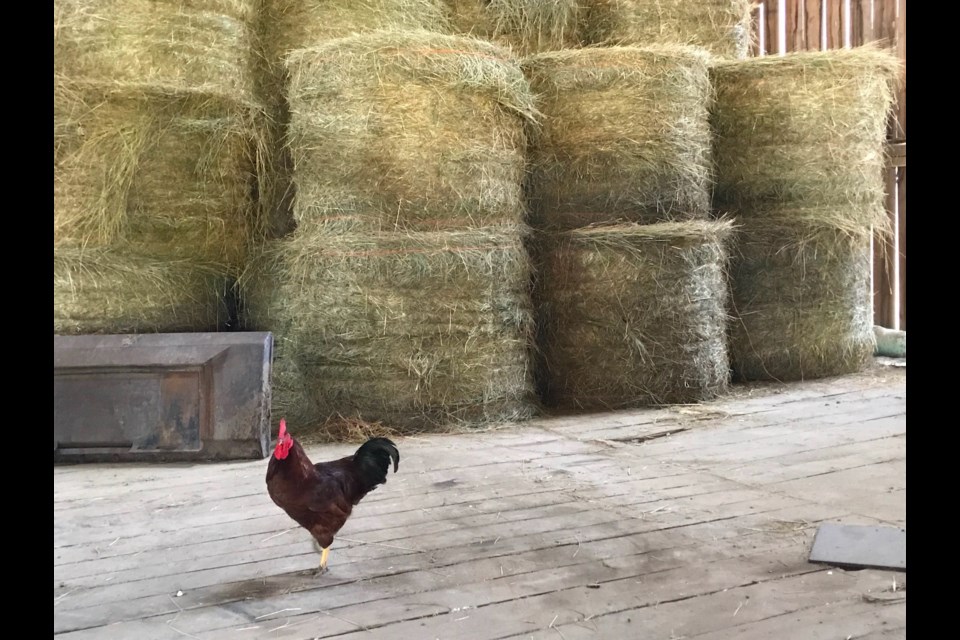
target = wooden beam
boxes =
[786,0,804,52]
[805,0,822,50]
[764,0,780,55]
[750,3,763,56]
[827,0,843,48]
[849,0,864,46]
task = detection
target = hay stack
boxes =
[54,0,258,97]
[243,228,536,429]
[445,0,581,55]
[54,81,260,266]
[253,2,452,233]
[53,0,263,335]
[523,46,714,230]
[580,0,753,59]
[54,248,231,335]
[711,47,900,381]
[259,0,450,67]
[537,220,733,409]
[284,31,538,233]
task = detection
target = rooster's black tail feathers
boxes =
[353,438,400,491]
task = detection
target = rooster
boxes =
[266,419,399,575]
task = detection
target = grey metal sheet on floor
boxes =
[809,523,906,571]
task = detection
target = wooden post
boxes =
[786,0,805,52]
[750,3,764,56]
[805,0,822,50]
[826,0,843,48]
[870,0,903,329]
[849,0,863,46]
[857,0,874,43]
[764,0,780,55]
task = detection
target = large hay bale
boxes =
[242,227,537,430]
[54,248,232,335]
[253,3,452,234]
[54,80,261,267]
[523,46,714,230]
[259,0,450,67]
[537,220,733,409]
[711,47,900,381]
[284,30,539,234]
[580,0,753,59]
[444,0,581,55]
[54,0,258,98]
[728,223,875,381]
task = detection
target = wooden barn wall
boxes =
[749,0,906,330]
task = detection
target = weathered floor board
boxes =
[54,366,906,639]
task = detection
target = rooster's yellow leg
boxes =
[319,546,330,573]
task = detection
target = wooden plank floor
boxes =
[54,366,906,639]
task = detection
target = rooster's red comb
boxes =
[278,418,287,439]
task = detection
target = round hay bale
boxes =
[54,0,258,99]
[284,30,538,234]
[444,0,581,55]
[711,47,900,235]
[54,80,261,268]
[254,3,451,235]
[54,247,232,335]
[537,220,733,409]
[711,47,900,381]
[523,46,714,231]
[241,226,537,430]
[580,0,753,59]
[729,222,874,381]
[259,0,450,67]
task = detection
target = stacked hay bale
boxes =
[53,0,263,334]
[711,47,900,381]
[253,0,452,234]
[524,46,714,229]
[538,222,733,408]
[579,0,753,59]
[444,0,582,55]
[525,46,733,408]
[243,31,539,430]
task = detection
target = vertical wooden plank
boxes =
[785,0,804,51]
[849,0,863,46]
[870,0,901,328]
[873,0,896,47]
[873,169,896,328]
[805,0,823,50]
[764,0,780,55]
[751,2,764,56]
[858,0,875,43]
[827,0,843,48]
